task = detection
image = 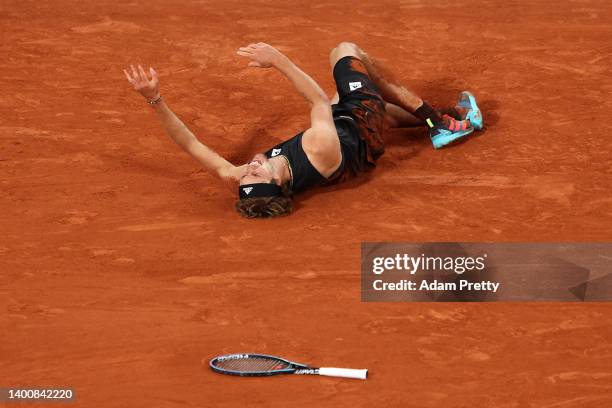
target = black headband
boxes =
[239,183,283,199]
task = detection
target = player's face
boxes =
[239,154,274,185]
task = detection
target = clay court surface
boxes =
[2,0,612,406]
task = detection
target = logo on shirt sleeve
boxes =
[271,148,282,157]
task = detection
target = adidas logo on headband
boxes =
[239,183,283,199]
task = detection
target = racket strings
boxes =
[216,357,290,372]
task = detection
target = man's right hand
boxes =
[124,65,160,101]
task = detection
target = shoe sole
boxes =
[432,127,474,149]
[457,91,483,130]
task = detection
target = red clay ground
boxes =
[2,0,612,407]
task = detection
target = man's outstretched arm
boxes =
[237,42,329,106]
[124,65,243,181]
[237,43,341,171]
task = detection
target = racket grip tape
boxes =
[318,367,368,380]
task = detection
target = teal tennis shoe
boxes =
[456,91,483,130]
[430,115,474,149]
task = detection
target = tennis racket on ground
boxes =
[209,353,368,380]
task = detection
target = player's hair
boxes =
[235,183,293,218]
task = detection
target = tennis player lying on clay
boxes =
[124,42,483,218]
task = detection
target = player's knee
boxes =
[330,41,361,67]
[336,41,359,54]
[336,41,356,48]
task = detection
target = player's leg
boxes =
[329,42,474,148]
[329,42,481,129]
[329,42,422,113]
[330,90,421,128]
[330,92,339,105]
[383,102,423,128]
[329,43,422,128]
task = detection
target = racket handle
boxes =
[318,367,368,380]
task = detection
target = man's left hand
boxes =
[237,43,285,68]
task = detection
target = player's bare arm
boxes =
[237,43,341,177]
[123,64,244,181]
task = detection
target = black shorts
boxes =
[330,56,386,182]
